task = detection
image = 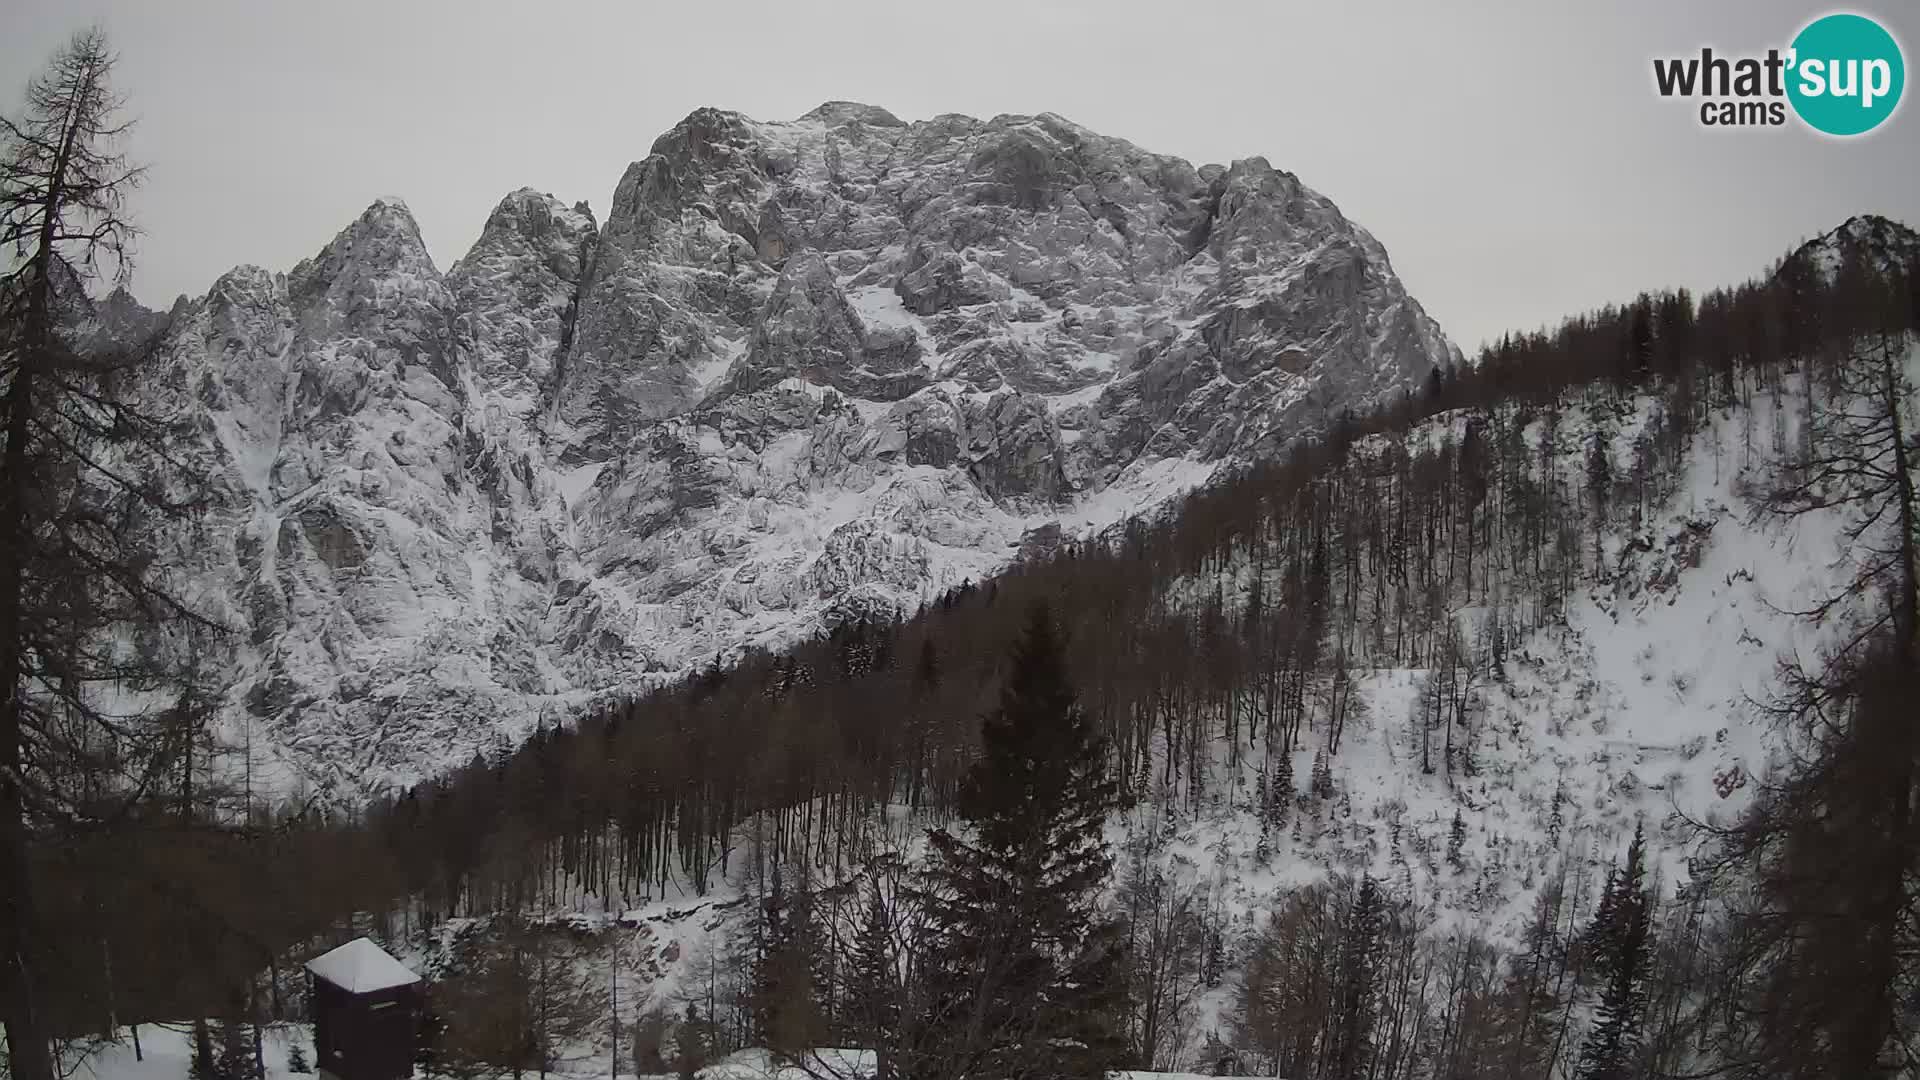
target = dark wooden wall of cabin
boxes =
[311,976,422,1080]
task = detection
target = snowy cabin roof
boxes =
[305,938,421,994]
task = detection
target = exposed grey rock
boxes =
[125,104,1460,799]
[732,251,927,400]
[450,188,598,417]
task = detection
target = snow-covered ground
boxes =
[66,1025,312,1080]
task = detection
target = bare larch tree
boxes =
[2,27,222,1080]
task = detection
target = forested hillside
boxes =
[353,214,1915,914]
[26,210,1920,1080]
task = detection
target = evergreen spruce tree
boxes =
[213,1012,258,1080]
[913,636,940,693]
[631,1010,670,1075]
[1498,865,1569,1077]
[287,1038,310,1074]
[1448,809,1468,871]
[1586,436,1613,571]
[1624,299,1655,385]
[1261,755,1292,840]
[848,878,900,1080]
[796,878,834,1045]
[750,864,822,1058]
[190,1019,217,1080]
[1310,750,1334,801]
[1202,920,1225,989]
[750,863,788,1045]
[674,1004,706,1080]
[1576,825,1653,1080]
[1254,771,1272,841]
[1326,876,1385,1080]
[251,1014,265,1080]
[1547,777,1568,846]
[913,603,1127,1080]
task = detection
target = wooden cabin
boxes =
[306,938,424,1080]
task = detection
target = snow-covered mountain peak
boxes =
[564,102,1457,468]
[1789,212,1920,284]
[122,105,1459,797]
[795,100,907,128]
[1826,211,1917,248]
[451,189,599,416]
[292,197,439,290]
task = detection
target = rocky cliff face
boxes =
[122,103,1458,797]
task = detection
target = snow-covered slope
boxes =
[398,370,1876,1074]
[1171,385,1849,924]
[121,104,1457,797]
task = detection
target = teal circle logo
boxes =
[1787,13,1905,136]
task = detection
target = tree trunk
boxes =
[2,57,91,1079]
[1880,342,1918,660]
[1,260,56,1080]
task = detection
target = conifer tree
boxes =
[1273,747,1294,814]
[750,863,790,1046]
[750,864,824,1058]
[1254,772,1272,862]
[1576,825,1652,1080]
[1623,299,1655,385]
[912,603,1127,1080]
[1498,864,1569,1078]
[190,1019,217,1080]
[913,636,940,693]
[1586,436,1612,571]
[907,636,941,808]
[213,1010,257,1080]
[674,1003,706,1080]
[847,878,899,1080]
[1327,875,1384,1080]
[1311,750,1335,801]
[1546,778,1567,847]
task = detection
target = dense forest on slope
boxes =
[363,216,1918,913]
[22,208,1917,1079]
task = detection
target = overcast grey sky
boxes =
[3,0,1916,351]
